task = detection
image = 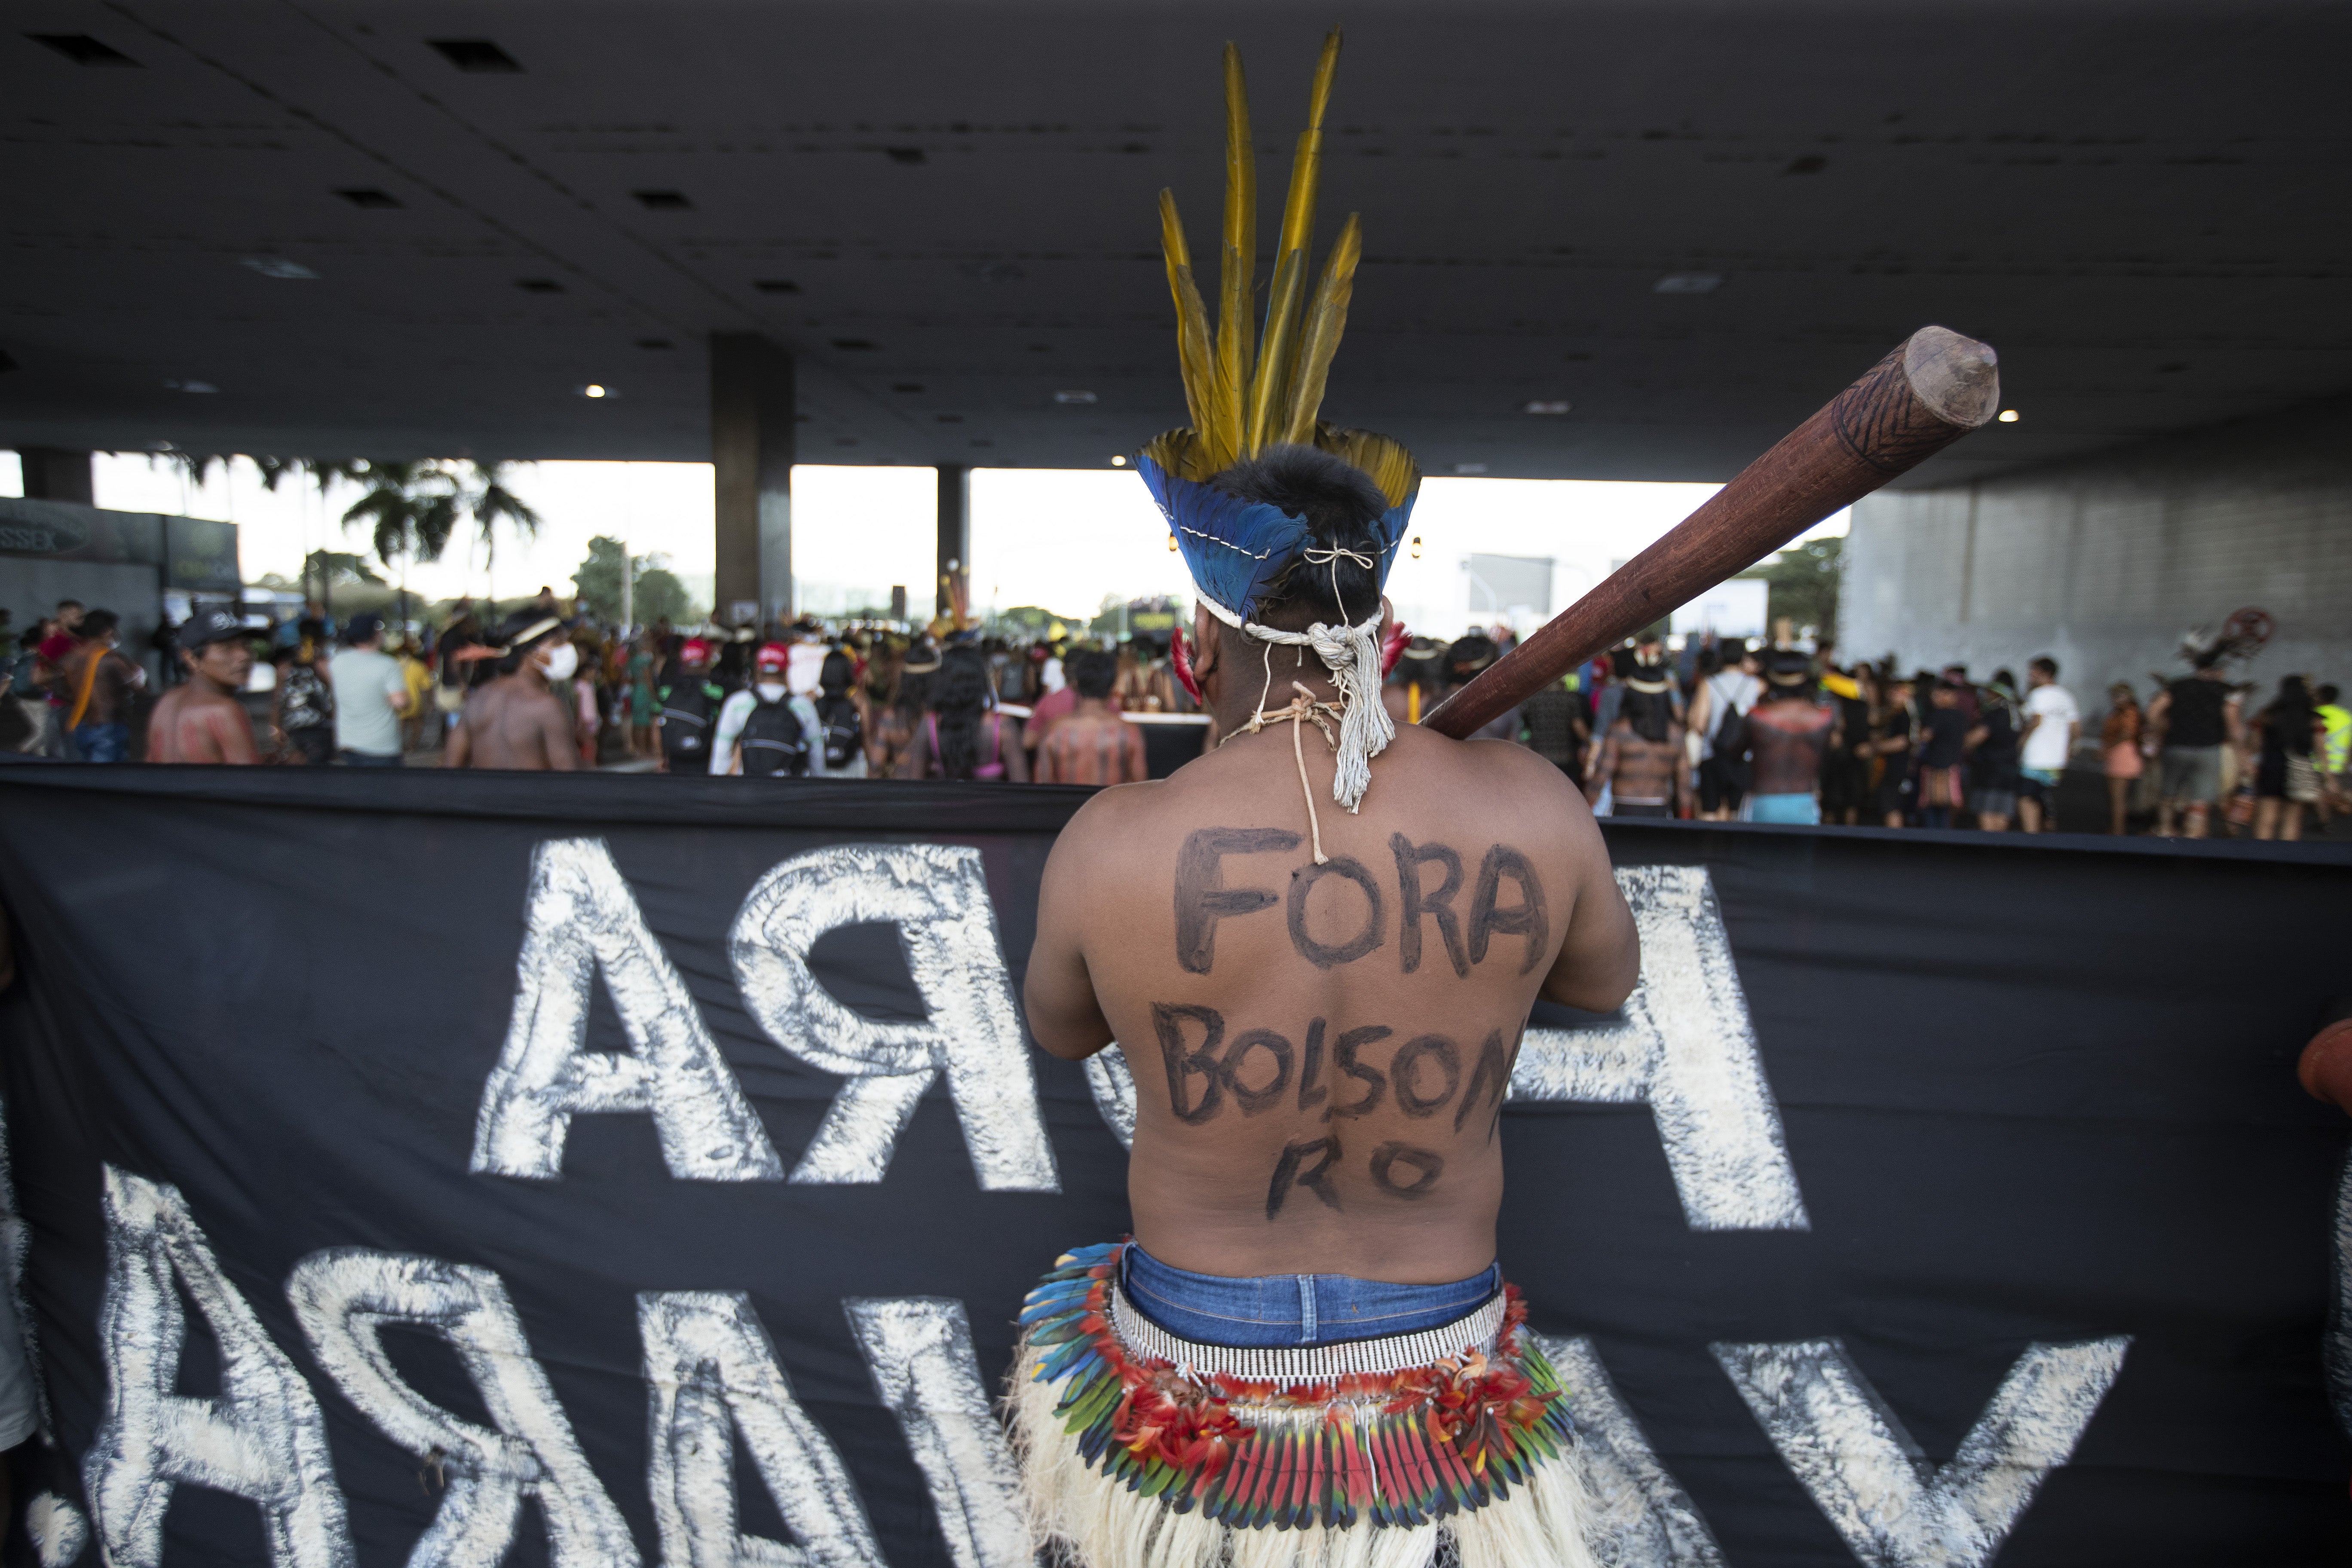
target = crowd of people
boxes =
[3,591,2342,841]
[1530,631,2346,842]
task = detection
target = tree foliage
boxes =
[570,535,696,629]
[1738,535,1843,647]
[337,459,541,567]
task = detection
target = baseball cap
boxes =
[177,607,248,652]
[754,642,791,674]
[344,611,384,644]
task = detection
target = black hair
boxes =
[1609,647,1639,680]
[818,650,854,699]
[1442,634,1498,689]
[1764,649,1813,692]
[1211,443,1388,630]
[79,609,119,639]
[930,646,992,780]
[1624,687,1674,744]
[491,611,564,677]
[2266,676,2315,755]
[1719,637,1748,664]
[2321,684,2341,705]
[2030,655,2059,678]
[1070,648,1117,700]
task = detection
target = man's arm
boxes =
[539,697,582,771]
[1001,716,1030,782]
[1538,774,1639,1013]
[208,704,260,765]
[708,691,752,776]
[386,668,412,716]
[1022,799,1118,1061]
[445,709,472,768]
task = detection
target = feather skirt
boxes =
[1004,1243,1606,1568]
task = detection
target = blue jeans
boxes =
[1121,1243,1500,1348]
[1748,791,1820,825]
[72,723,129,763]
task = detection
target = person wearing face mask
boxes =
[709,642,820,777]
[444,613,583,771]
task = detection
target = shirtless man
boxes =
[444,613,581,771]
[146,609,260,764]
[1737,651,1839,825]
[1016,445,1636,1567]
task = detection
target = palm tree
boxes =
[335,459,541,566]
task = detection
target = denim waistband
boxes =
[1121,1243,1502,1348]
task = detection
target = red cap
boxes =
[754,641,791,673]
[679,638,713,664]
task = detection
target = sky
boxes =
[0,452,1843,636]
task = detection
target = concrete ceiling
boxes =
[3,0,2346,488]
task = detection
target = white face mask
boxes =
[539,642,579,680]
[755,680,788,702]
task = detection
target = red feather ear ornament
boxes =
[1170,626,1203,704]
[1381,620,1410,678]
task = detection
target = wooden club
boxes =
[1420,325,2002,738]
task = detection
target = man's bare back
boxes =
[148,683,257,764]
[1027,624,1637,1283]
[447,674,579,771]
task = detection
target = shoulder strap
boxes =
[66,647,105,730]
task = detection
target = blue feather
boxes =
[1137,455,1415,625]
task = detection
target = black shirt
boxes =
[1920,707,1970,769]
[2165,678,2231,748]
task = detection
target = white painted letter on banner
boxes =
[85,1165,354,1568]
[731,843,1059,1191]
[844,1297,1029,1568]
[639,1291,884,1568]
[287,1248,642,1568]
[1530,1332,1726,1568]
[1510,864,1809,1231]
[471,837,782,1182]
[1713,1335,2129,1567]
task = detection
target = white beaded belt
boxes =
[1106,1282,1505,1384]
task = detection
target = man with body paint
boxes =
[444,614,581,772]
[1011,35,1637,1568]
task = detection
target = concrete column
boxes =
[19,448,94,506]
[710,336,794,629]
[936,464,969,622]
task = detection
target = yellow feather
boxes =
[1247,29,1343,453]
[1216,43,1255,469]
[1315,426,1421,511]
[1279,212,1361,445]
[1158,190,1217,450]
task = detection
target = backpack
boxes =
[816,695,863,771]
[660,681,720,757]
[739,695,810,777]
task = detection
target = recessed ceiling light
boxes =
[515,278,564,294]
[1054,390,1097,405]
[1454,462,1488,475]
[163,380,219,395]
[429,39,521,73]
[1110,455,1127,466]
[633,190,692,211]
[336,188,401,208]
[242,256,318,279]
[1523,400,1572,415]
[581,384,609,398]
[1653,273,1722,295]
[1997,409,2021,423]
[29,34,138,67]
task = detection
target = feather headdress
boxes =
[1138,31,1421,629]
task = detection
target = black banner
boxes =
[0,766,2345,1567]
